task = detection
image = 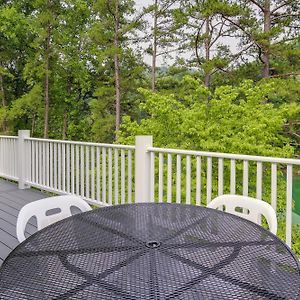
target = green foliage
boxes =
[119,77,298,157]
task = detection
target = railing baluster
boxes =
[96,147,100,202]
[15,140,18,178]
[256,161,263,225]
[39,142,42,185]
[9,140,12,176]
[128,150,132,203]
[108,148,112,205]
[43,142,46,186]
[3,139,6,174]
[102,148,106,204]
[32,141,35,183]
[71,144,74,194]
[167,154,172,203]
[76,145,79,195]
[2,139,4,174]
[114,149,118,205]
[176,155,181,204]
[49,142,53,188]
[121,150,125,204]
[11,140,14,177]
[67,144,70,193]
[243,160,248,196]
[256,162,262,199]
[62,143,65,191]
[206,157,212,204]
[11,140,14,176]
[230,159,236,194]
[80,145,84,197]
[54,143,58,190]
[8,139,11,176]
[218,158,223,196]
[46,142,49,187]
[196,156,201,205]
[85,146,89,199]
[150,152,155,202]
[271,163,277,212]
[0,138,2,173]
[186,155,191,205]
[91,146,95,200]
[286,165,293,247]
[58,143,61,191]
[158,153,164,203]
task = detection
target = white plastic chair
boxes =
[207,194,277,234]
[17,195,92,243]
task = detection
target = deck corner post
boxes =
[18,130,30,189]
[135,136,153,203]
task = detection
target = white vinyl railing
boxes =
[25,138,135,206]
[0,136,18,181]
[148,147,300,247]
[0,132,299,248]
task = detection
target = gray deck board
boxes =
[0,179,48,264]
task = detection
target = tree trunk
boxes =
[63,111,68,139]
[152,0,158,91]
[31,114,36,136]
[63,79,71,139]
[114,0,121,135]
[0,67,7,133]
[44,23,51,138]
[204,17,211,87]
[262,0,271,78]
[0,74,6,107]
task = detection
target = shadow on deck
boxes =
[0,179,48,265]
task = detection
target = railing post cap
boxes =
[18,130,30,138]
[135,135,153,143]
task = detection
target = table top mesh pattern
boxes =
[0,203,299,299]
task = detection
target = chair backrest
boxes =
[207,194,277,234]
[17,195,92,243]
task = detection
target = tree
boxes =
[0,4,30,132]
[54,0,93,139]
[21,0,62,138]
[171,0,239,87]
[91,0,144,136]
[220,0,300,78]
[144,0,179,91]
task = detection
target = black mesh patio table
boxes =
[0,203,299,299]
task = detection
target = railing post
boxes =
[18,130,30,189]
[135,136,153,203]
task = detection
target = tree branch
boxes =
[221,14,264,56]
[271,0,297,14]
[270,72,300,78]
[210,20,225,47]
[247,0,265,12]
[194,20,206,66]
[271,13,300,21]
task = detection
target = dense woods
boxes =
[0,0,299,153]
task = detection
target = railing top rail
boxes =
[148,147,300,165]
[25,137,135,150]
[0,136,18,139]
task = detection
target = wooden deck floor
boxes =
[0,179,47,265]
